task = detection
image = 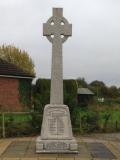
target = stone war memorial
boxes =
[36,8,78,153]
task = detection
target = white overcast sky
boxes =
[0,0,120,86]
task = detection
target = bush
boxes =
[0,113,42,137]
[33,79,78,112]
[71,107,99,134]
[30,112,43,134]
[5,122,33,137]
[4,114,32,137]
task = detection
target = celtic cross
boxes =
[43,8,72,104]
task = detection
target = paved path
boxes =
[0,133,120,160]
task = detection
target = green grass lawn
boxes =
[7,114,32,122]
[0,113,32,122]
[99,110,120,123]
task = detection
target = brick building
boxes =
[0,58,34,111]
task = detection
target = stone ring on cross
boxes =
[43,8,72,43]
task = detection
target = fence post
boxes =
[79,111,82,133]
[2,112,5,138]
[115,121,118,131]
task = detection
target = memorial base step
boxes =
[36,136,78,153]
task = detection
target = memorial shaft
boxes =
[51,37,63,104]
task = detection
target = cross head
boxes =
[43,8,72,43]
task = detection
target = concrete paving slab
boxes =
[0,140,12,156]
[57,158,74,160]
[93,159,118,160]
[21,158,38,160]
[111,142,120,152]
[37,154,58,158]
[58,153,76,158]
[86,142,116,159]
[77,143,92,159]
[75,158,92,160]
[104,142,120,159]
[2,158,20,160]
[93,159,111,160]
[39,158,56,160]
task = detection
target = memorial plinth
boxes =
[36,8,78,153]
